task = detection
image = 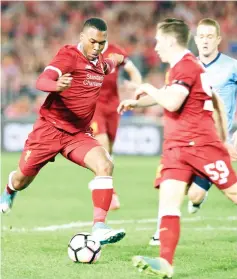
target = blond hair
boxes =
[198,18,221,36]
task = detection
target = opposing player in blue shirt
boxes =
[187,18,237,214]
[150,18,237,246]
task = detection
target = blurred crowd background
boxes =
[1,1,237,121]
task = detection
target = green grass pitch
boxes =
[1,153,237,279]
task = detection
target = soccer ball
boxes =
[68,232,101,264]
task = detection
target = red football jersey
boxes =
[98,43,128,111]
[163,51,221,150]
[39,45,108,134]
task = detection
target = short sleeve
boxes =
[45,46,77,77]
[171,60,199,90]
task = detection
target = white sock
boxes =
[88,176,113,190]
[8,171,17,191]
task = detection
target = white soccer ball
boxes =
[68,232,101,264]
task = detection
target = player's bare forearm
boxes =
[136,84,187,112]
[136,95,157,107]
[212,92,228,142]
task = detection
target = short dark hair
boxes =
[83,17,107,31]
[157,18,190,47]
[198,18,220,36]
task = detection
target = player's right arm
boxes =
[117,94,158,114]
[130,60,196,112]
[36,46,76,92]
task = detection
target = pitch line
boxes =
[2,216,237,233]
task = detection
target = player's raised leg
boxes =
[67,142,125,245]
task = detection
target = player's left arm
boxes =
[212,92,228,142]
[124,60,142,85]
[213,91,237,160]
[103,54,124,75]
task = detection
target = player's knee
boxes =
[188,187,206,204]
[95,158,114,176]
[95,134,110,151]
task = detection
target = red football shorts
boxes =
[154,142,237,190]
[19,117,100,176]
[91,106,119,142]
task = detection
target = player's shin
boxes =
[89,176,126,245]
[159,209,181,265]
[89,176,113,223]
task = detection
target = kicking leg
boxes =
[68,145,125,245]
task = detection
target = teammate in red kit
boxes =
[91,42,142,210]
[118,18,237,277]
[0,18,126,245]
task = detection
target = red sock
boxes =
[112,189,116,195]
[6,184,15,195]
[159,215,180,265]
[92,189,113,224]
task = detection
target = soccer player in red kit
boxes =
[91,42,142,210]
[118,18,237,277]
[0,18,126,245]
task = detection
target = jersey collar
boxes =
[170,49,190,68]
[77,43,99,65]
[200,52,221,68]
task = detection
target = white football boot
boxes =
[92,222,126,245]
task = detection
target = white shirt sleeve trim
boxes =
[44,66,62,77]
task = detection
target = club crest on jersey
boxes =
[24,150,31,162]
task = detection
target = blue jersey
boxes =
[201,53,237,137]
